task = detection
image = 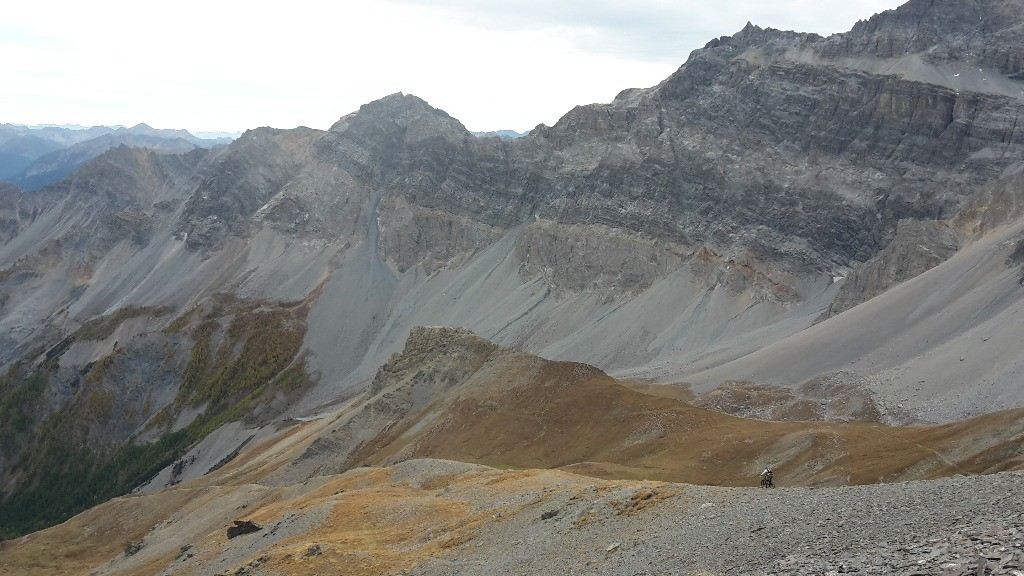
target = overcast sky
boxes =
[1,0,906,135]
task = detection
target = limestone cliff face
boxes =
[821,0,1024,80]
[955,172,1024,235]
[176,128,325,251]
[378,196,505,274]
[648,19,1023,250]
[514,222,689,296]
[820,219,961,319]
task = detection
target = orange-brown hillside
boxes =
[272,326,1024,488]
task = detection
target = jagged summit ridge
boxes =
[834,0,1024,75]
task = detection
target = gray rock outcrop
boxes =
[821,218,961,319]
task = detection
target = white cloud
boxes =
[0,0,907,133]
[381,0,907,60]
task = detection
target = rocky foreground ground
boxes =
[395,461,1024,576]
[7,458,1022,576]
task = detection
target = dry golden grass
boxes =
[0,460,609,576]
[620,380,696,402]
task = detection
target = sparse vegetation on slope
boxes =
[73,305,172,342]
[0,297,314,539]
[0,364,47,451]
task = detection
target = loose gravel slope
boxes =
[2,459,1021,575]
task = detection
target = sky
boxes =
[1,0,907,135]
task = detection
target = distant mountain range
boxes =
[471,129,528,140]
[0,123,233,190]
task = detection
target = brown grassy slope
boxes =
[0,457,653,576]
[410,366,1024,485]
[332,328,1024,487]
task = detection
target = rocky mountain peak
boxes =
[823,0,1024,79]
[315,92,476,199]
[370,326,499,395]
[48,144,177,205]
[674,0,1024,95]
[701,20,823,53]
[356,92,438,119]
[850,0,1024,39]
[328,92,468,141]
[403,325,489,352]
[123,122,199,142]
[176,126,323,251]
